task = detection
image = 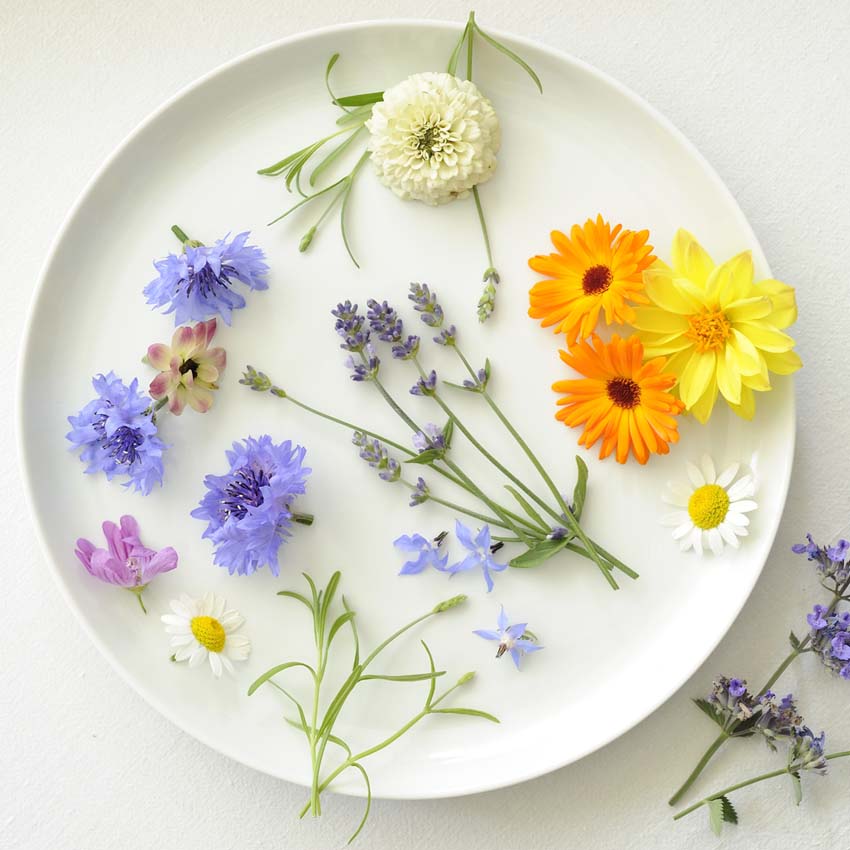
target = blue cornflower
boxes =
[332,302,371,352]
[191,436,311,577]
[392,335,420,360]
[448,520,507,592]
[393,531,449,575]
[434,325,457,346]
[409,477,430,507]
[808,605,850,679]
[411,370,438,396]
[366,299,403,343]
[345,343,380,382]
[144,232,268,326]
[473,605,543,670]
[412,423,447,454]
[408,283,445,328]
[792,533,850,583]
[66,372,166,495]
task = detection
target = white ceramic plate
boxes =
[18,20,794,799]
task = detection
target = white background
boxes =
[3,1,849,848]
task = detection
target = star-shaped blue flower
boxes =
[393,533,449,575]
[448,520,507,592]
[474,605,543,670]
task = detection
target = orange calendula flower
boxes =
[554,334,685,465]
[528,215,656,345]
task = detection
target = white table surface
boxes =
[3,1,849,847]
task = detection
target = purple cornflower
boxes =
[352,432,401,482]
[366,299,403,343]
[434,325,457,346]
[409,477,430,507]
[393,531,449,575]
[345,343,380,382]
[144,231,268,325]
[75,514,178,612]
[448,520,508,592]
[66,372,167,495]
[332,301,371,353]
[790,728,828,774]
[412,423,447,454]
[191,436,311,577]
[792,533,850,584]
[411,370,437,396]
[808,604,850,678]
[392,335,420,360]
[408,283,445,328]
[473,605,543,670]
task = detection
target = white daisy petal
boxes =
[727,475,755,501]
[174,644,195,662]
[665,483,692,507]
[707,528,724,556]
[220,655,235,675]
[686,461,705,488]
[700,455,717,484]
[188,646,207,668]
[209,652,223,678]
[692,528,704,556]
[219,610,244,631]
[169,598,193,618]
[727,512,750,528]
[730,499,758,514]
[661,511,690,527]
[169,634,195,648]
[716,463,740,488]
[672,521,695,540]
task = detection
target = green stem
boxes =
[668,732,730,807]
[472,186,495,270]
[672,751,850,822]
[171,224,190,244]
[466,11,475,80]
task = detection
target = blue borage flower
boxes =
[66,372,166,495]
[144,231,269,326]
[393,531,449,575]
[191,435,311,576]
[474,605,543,669]
[448,520,507,592]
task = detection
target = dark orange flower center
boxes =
[606,376,641,409]
[582,264,613,295]
[686,309,731,353]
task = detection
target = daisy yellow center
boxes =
[190,616,226,653]
[582,264,613,295]
[688,484,730,530]
[606,376,641,409]
[686,309,732,353]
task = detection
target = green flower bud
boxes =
[432,594,467,613]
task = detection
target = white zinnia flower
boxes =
[661,455,758,556]
[161,592,251,678]
[366,71,501,206]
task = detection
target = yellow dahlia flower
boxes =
[631,230,801,423]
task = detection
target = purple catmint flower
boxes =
[808,606,850,679]
[75,515,177,612]
[473,605,543,670]
[448,520,508,592]
[66,372,167,495]
[792,533,850,584]
[366,299,403,343]
[144,231,268,326]
[408,283,445,328]
[191,436,311,577]
[393,531,449,575]
[411,370,438,396]
[791,728,828,774]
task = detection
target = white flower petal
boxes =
[716,463,740,488]
[718,522,741,547]
[661,511,690,527]
[700,455,717,484]
[707,528,724,556]
[209,652,223,678]
[174,644,196,662]
[220,655,235,675]
[686,461,705,488]
[727,475,755,501]
[730,499,758,514]
[169,634,194,648]
[219,610,244,632]
[188,646,207,668]
[727,512,750,528]
[672,520,695,540]
[691,527,704,556]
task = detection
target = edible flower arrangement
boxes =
[54,11,818,845]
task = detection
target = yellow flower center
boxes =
[688,484,730,530]
[582,264,613,295]
[190,616,226,653]
[686,309,732,352]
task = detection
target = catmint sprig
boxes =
[249,573,496,843]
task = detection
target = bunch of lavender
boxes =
[249,572,496,843]
[241,284,636,589]
[669,532,850,834]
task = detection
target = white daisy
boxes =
[661,455,758,556]
[366,71,501,206]
[161,592,251,678]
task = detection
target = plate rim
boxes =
[16,16,797,800]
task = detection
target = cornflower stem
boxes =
[668,579,850,807]
[672,751,850,822]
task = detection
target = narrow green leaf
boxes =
[405,449,443,465]
[504,484,547,529]
[360,671,446,682]
[430,707,500,723]
[473,23,543,93]
[336,103,373,127]
[335,91,384,107]
[790,771,803,805]
[339,174,360,268]
[276,590,314,612]
[327,610,356,647]
[510,536,568,568]
[789,630,801,650]
[447,21,472,75]
[343,595,360,669]
[247,661,316,696]
[692,698,724,728]
[320,570,342,624]
[421,640,437,708]
[257,143,314,176]
[572,456,588,521]
[443,417,455,449]
[707,798,724,836]
[309,127,364,187]
[347,762,372,844]
[323,53,349,112]
[720,795,738,825]
[442,379,476,392]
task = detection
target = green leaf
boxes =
[360,671,446,682]
[447,20,472,75]
[789,630,801,650]
[720,796,738,825]
[319,570,342,625]
[336,103,373,127]
[343,595,360,669]
[572,456,588,521]
[347,762,372,844]
[327,610,356,648]
[247,661,316,696]
[405,449,443,465]
[707,798,724,836]
[276,589,314,612]
[421,640,438,708]
[790,771,803,805]
[510,536,568,568]
[472,23,543,93]
[430,707,500,723]
[323,52,346,110]
[443,417,455,449]
[504,485,547,529]
[309,127,364,187]
[335,91,384,107]
[692,698,724,728]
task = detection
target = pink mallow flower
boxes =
[144,319,226,415]
[74,515,178,612]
